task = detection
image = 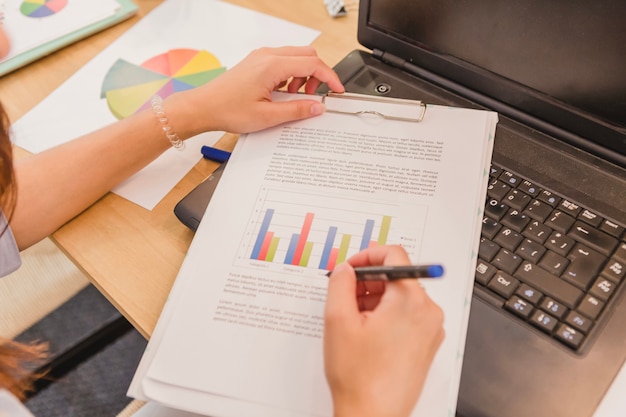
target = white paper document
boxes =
[129,92,498,417]
[11,0,320,210]
[1,0,120,62]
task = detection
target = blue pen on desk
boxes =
[326,264,444,280]
[201,145,231,163]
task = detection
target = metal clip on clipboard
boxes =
[322,92,427,122]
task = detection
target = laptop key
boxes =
[538,250,569,275]
[504,296,534,319]
[529,310,558,334]
[481,216,501,240]
[578,209,603,228]
[494,227,523,251]
[514,261,583,308]
[479,238,500,262]
[562,244,606,290]
[545,231,575,257]
[614,242,626,263]
[475,260,497,285]
[564,311,593,334]
[501,209,530,232]
[568,221,618,257]
[576,295,605,320]
[485,199,509,220]
[600,219,625,238]
[555,324,584,349]
[516,238,546,263]
[487,180,510,201]
[516,284,543,305]
[491,249,523,274]
[499,170,521,187]
[537,190,560,207]
[546,210,576,234]
[524,199,553,222]
[517,180,540,197]
[589,277,616,302]
[600,258,625,283]
[539,297,568,319]
[522,220,552,244]
[487,271,520,299]
[503,189,531,211]
[558,199,582,217]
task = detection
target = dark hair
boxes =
[0,338,49,401]
[0,103,49,400]
[0,101,16,223]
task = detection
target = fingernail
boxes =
[310,102,325,116]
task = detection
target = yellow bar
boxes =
[377,216,392,245]
[337,234,352,264]
[266,237,280,262]
[300,242,314,267]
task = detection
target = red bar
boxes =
[327,248,340,271]
[292,213,314,265]
[258,231,274,261]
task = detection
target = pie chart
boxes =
[20,0,67,17]
[101,49,227,120]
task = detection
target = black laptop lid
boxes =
[358,0,626,166]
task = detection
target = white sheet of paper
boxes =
[129,92,498,417]
[11,0,320,210]
[1,0,120,62]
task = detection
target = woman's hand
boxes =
[324,245,445,417]
[167,46,345,137]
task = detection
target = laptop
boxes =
[175,1,626,416]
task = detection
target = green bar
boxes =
[377,216,392,245]
[337,234,352,264]
[300,242,314,267]
[266,237,280,262]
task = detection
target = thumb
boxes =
[264,100,326,125]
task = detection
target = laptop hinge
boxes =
[372,49,406,69]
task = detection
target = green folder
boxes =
[0,0,138,77]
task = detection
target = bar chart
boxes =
[236,187,427,273]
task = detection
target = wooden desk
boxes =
[0,0,361,338]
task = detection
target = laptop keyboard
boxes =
[475,164,626,351]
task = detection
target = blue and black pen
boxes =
[326,264,444,280]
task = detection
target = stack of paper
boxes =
[0,0,138,75]
[129,92,498,417]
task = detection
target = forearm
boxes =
[10,108,173,250]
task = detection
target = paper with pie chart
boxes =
[20,0,67,17]
[101,49,226,120]
[1,0,120,62]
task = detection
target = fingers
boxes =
[325,262,359,325]
[348,244,411,268]
[256,99,325,127]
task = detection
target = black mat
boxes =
[15,285,147,417]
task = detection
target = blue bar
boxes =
[319,226,338,269]
[284,233,300,264]
[251,209,274,259]
[360,219,375,250]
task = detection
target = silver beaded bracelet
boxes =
[150,95,185,150]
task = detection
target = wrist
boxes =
[163,88,219,139]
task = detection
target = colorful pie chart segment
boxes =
[20,0,67,17]
[101,49,227,120]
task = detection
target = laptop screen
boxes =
[360,0,626,163]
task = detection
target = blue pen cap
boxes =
[427,265,444,277]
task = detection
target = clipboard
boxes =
[322,92,427,122]
[0,0,138,77]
